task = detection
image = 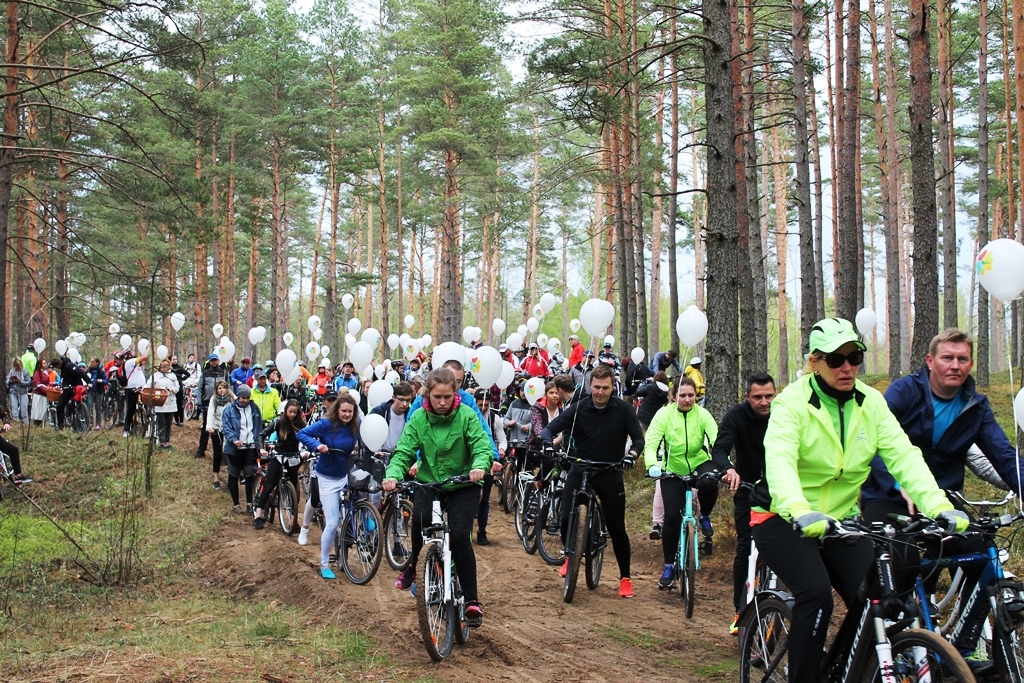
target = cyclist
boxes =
[473,387,508,546]
[540,364,644,598]
[650,349,682,376]
[284,375,307,412]
[683,358,705,404]
[230,357,254,391]
[221,385,264,515]
[408,359,499,463]
[369,381,416,453]
[643,375,720,591]
[753,317,968,683]
[597,342,620,371]
[21,344,37,376]
[383,368,494,627]
[205,380,234,490]
[709,371,775,634]
[52,355,87,431]
[636,372,670,431]
[195,354,230,458]
[297,391,361,579]
[334,362,359,392]
[622,357,652,397]
[253,399,306,529]
[250,371,280,424]
[568,350,596,401]
[83,357,106,430]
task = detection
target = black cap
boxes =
[325,390,338,401]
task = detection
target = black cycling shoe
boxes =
[252,517,265,530]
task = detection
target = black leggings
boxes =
[55,388,75,429]
[255,459,299,511]
[226,448,257,507]
[124,389,139,432]
[660,460,718,564]
[410,485,481,603]
[476,473,494,530]
[210,432,224,473]
[0,437,21,476]
[560,467,631,579]
[175,388,185,423]
[753,515,872,683]
[156,413,172,443]
[732,488,752,612]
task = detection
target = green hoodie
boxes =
[762,373,952,522]
[386,402,493,492]
[643,402,718,475]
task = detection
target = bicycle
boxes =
[561,458,620,604]
[101,382,125,429]
[374,450,416,571]
[535,453,569,566]
[738,516,974,683]
[396,475,474,662]
[182,381,200,422]
[513,468,538,551]
[0,450,31,501]
[649,470,720,618]
[251,445,304,535]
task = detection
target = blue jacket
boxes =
[650,351,682,375]
[221,399,264,456]
[230,367,254,389]
[409,389,499,460]
[297,418,359,479]
[334,375,359,391]
[862,368,1024,505]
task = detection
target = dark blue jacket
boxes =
[221,399,264,456]
[861,368,1023,505]
[297,418,358,479]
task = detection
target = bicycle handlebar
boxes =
[651,470,723,484]
[395,475,472,493]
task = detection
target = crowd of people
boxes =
[5,317,1020,672]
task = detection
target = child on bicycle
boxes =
[382,368,493,627]
[643,375,720,588]
[253,399,306,529]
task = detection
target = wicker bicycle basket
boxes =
[139,387,170,407]
[44,386,62,401]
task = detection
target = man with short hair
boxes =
[334,362,359,391]
[650,349,682,376]
[684,357,705,402]
[21,345,37,376]
[231,358,254,391]
[370,381,416,453]
[568,350,596,400]
[250,372,280,423]
[597,342,620,371]
[541,364,644,598]
[711,372,777,634]
[567,335,584,369]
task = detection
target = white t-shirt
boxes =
[382,407,407,452]
[124,359,147,389]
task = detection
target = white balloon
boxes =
[33,338,46,354]
[283,332,294,347]
[360,365,375,380]
[320,345,330,358]
[506,333,524,351]
[55,339,68,355]
[345,333,358,349]
[517,324,529,338]
[283,365,302,384]
[342,293,354,310]
[350,341,374,372]
[220,335,230,346]
[312,328,323,341]
[67,348,81,364]
[855,308,877,335]
[137,338,151,356]
[156,344,169,360]
[468,345,503,388]
[676,306,709,347]
[631,347,645,364]
[400,333,411,347]
[366,382,393,409]
[432,341,467,369]
[320,357,331,369]
[547,337,561,353]
[216,339,235,362]
[275,349,297,377]
[496,360,516,390]
[307,315,322,333]
[120,334,132,350]
[170,312,186,332]
[403,339,421,361]
[604,335,615,348]
[579,298,613,337]
[347,318,362,335]
[108,323,120,335]
[247,327,262,345]
[540,292,558,314]
[254,326,266,343]
[361,328,381,347]
[1014,387,1024,433]
[978,239,1024,302]
[570,319,581,333]
[422,334,433,348]
[532,303,544,319]
[360,413,390,452]
[404,314,415,329]
[212,323,224,337]
[384,370,401,386]
[527,317,540,333]
[537,334,549,348]
[523,377,546,406]
[375,363,388,380]
[463,326,477,344]
[387,334,400,350]
[305,341,320,360]
[73,332,87,347]
[492,318,506,336]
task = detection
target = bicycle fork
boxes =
[432,500,453,605]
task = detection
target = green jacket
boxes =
[386,402,494,492]
[762,373,951,522]
[251,386,280,422]
[643,403,718,475]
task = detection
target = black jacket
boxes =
[541,395,644,463]
[58,358,88,389]
[200,363,231,405]
[636,381,668,425]
[709,401,769,482]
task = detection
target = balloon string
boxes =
[1007,321,1023,513]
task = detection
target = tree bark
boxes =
[878,0,902,377]
[666,8,680,352]
[836,0,860,321]
[937,0,956,328]
[977,0,990,386]
[792,0,815,355]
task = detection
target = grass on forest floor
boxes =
[0,428,399,682]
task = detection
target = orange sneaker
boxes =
[619,577,634,598]
[559,557,569,578]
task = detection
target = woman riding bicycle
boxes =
[252,399,306,529]
[643,375,721,587]
[382,368,493,627]
[753,317,968,683]
[297,391,361,580]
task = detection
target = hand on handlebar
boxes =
[722,468,741,491]
[490,460,503,475]
[469,468,485,483]
[622,451,637,470]
[259,449,268,457]
[794,511,835,539]
[382,478,397,492]
[317,444,329,453]
[647,464,661,478]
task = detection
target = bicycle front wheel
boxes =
[563,503,587,604]
[278,480,298,535]
[738,596,791,683]
[993,619,1024,683]
[384,496,414,571]
[585,501,604,590]
[879,628,973,683]
[417,544,455,661]
[452,568,471,646]
[501,461,518,514]
[536,490,564,566]
[680,519,697,618]
[338,499,383,585]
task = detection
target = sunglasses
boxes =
[822,350,864,369]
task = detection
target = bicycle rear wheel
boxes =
[562,503,587,604]
[278,481,298,535]
[738,596,791,683]
[417,545,455,661]
[501,461,518,514]
[102,396,118,429]
[880,628,973,683]
[337,499,382,585]
[72,404,89,433]
[523,487,541,555]
[585,501,604,590]
[384,496,414,571]
[536,490,564,566]
[680,519,696,618]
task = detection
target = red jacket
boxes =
[520,355,550,378]
[568,342,584,369]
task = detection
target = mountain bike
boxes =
[324,451,383,585]
[513,468,538,552]
[182,381,200,422]
[375,451,415,571]
[650,470,720,618]
[738,516,974,683]
[396,475,473,662]
[251,446,303,535]
[101,382,125,429]
[562,458,618,604]
[530,450,569,564]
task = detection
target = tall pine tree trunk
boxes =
[977,0,990,387]
[937,0,957,328]
[792,0,815,354]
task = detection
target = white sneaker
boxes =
[122,431,129,438]
[298,527,309,546]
